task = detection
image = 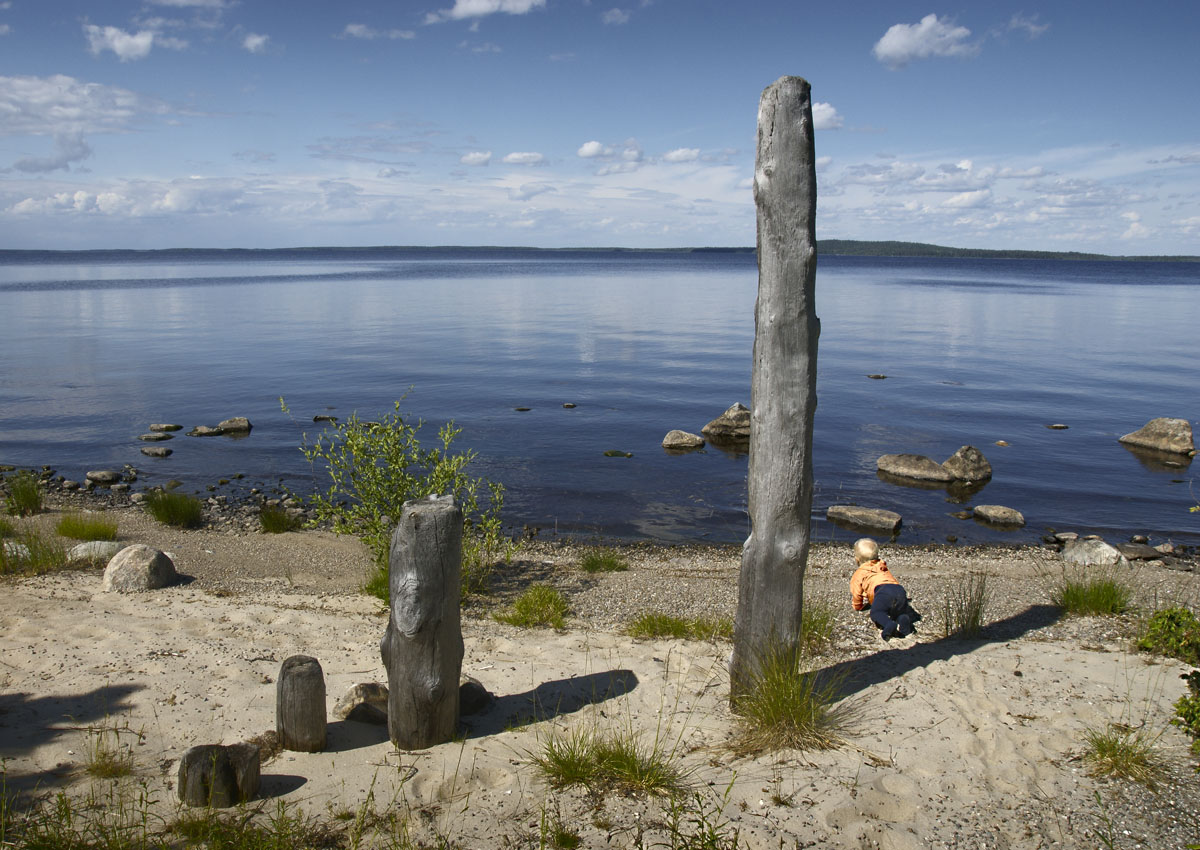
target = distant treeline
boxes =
[696,241,1200,262]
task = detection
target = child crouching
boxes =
[850,538,921,641]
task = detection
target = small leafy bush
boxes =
[285,398,512,601]
[494,584,569,629]
[941,571,989,638]
[627,612,732,641]
[144,490,204,529]
[56,512,118,541]
[259,504,302,534]
[1172,670,1200,755]
[1080,722,1164,787]
[730,642,851,755]
[1136,607,1200,665]
[4,471,42,517]
[1051,574,1130,616]
[578,548,628,573]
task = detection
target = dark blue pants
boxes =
[870,584,919,636]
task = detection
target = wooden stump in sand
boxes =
[730,76,820,700]
[380,494,464,750]
[178,742,260,807]
[276,655,327,752]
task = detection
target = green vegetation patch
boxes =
[941,571,989,638]
[3,471,43,517]
[1080,723,1164,787]
[1050,574,1130,616]
[259,504,303,534]
[1136,607,1200,666]
[144,490,205,529]
[494,584,569,629]
[1172,670,1200,755]
[56,511,119,541]
[1,526,66,577]
[627,612,732,642]
[530,723,687,796]
[578,547,629,573]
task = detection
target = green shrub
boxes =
[941,571,989,638]
[144,490,204,529]
[285,398,512,600]
[1172,670,1200,755]
[1136,607,1200,665]
[627,612,733,642]
[578,547,628,573]
[1,527,66,576]
[1080,722,1164,787]
[1051,575,1130,616]
[4,471,42,517]
[730,642,851,755]
[531,723,687,796]
[495,584,569,629]
[56,511,119,541]
[259,504,302,534]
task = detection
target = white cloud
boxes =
[148,0,228,7]
[577,141,609,158]
[1007,13,1049,39]
[426,0,546,23]
[242,33,269,53]
[502,151,544,165]
[14,131,92,173]
[508,182,554,201]
[0,25,10,36]
[602,8,630,25]
[84,25,157,61]
[342,23,416,40]
[943,188,992,208]
[0,75,162,137]
[811,102,843,130]
[662,148,699,163]
[1121,211,1149,239]
[460,150,492,166]
[872,14,978,69]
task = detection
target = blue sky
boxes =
[1,0,1198,252]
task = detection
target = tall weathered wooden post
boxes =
[380,494,464,749]
[730,76,820,699]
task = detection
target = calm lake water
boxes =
[1,248,1197,546]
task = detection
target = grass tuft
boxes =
[730,642,850,756]
[1051,574,1131,616]
[941,571,989,638]
[259,504,303,534]
[171,799,345,850]
[495,584,569,629]
[0,516,14,539]
[144,489,204,529]
[84,721,139,779]
[57,511,119,541]
[1,526,67,576]
[578,547,629,573]
[4,471,43,517]
[799,595,839,655]
[1081,723,1164,787]
[531,722,687,796]
[627,612,733,642]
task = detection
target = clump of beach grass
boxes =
[144,489,204,529]
[495,584,569,629]
[0,526,66,577]
[799,595,839,655]
[626,612,733,642]
[3,470,43,517]
[84,720,140,780]
[730,641,851,756]
[1080,722,1164,787]
[1050,570,1131,616]
[530,722,688,796]
[0,516,14,539]
[940,571,989,638]
[259,504,303,534]
[578,547,628,573]
[57,511,119,541]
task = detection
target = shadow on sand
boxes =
[463,668,638,738]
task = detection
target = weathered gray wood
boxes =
[730,76,820,699]
[276,655,327,752]
[380,494,464,750]
[178,743,259,807]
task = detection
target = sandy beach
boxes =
[2,500,1199,849]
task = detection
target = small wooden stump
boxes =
[178,743,260,807]
[276,655,327,752]
[380,495,464,750]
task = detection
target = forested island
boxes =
[695,240,1200,262]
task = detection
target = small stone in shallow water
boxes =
[1046,423,1069,430]
[562,402,577,408]
[867,374,887,380]
[140,446,172,458]
[149,424,182,432]
[513,407,531,412]
[603,450,633,458]
[995,440,1009,447]
[139,432,173,442]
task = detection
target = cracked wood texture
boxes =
[380,494,464,749]
[730,76,820,699]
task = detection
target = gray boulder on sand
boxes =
[1118,417,1194,456]
[701,403,751,443]
[68,541,125,565]
[334,683,389,725]
[86,470,122,486]
[662,429,705,450]
[102,544,177,592]
[941,445,992,482]
[972,505,1025,528]
[826,505,902,535]
[876,453,954,482]
[1061,538,1130,569]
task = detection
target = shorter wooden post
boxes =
[276,655,327,752]
[380,495,464,750]
[178,743,260,807]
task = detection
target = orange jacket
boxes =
[850,559,898,610]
